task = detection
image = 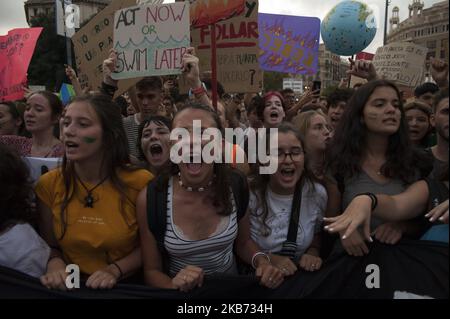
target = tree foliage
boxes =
[27,13,68,92]
[263,71,289,92]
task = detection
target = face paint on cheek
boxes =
[83,137,97,144]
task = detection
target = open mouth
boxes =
[280,167,295,177]
[383,118,398,124]
[65,141,79,150]
[150,144,163,156]
[270,111,279,119]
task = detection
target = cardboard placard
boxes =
[190,0,245,27]
[258,13,320,75]
[112,2,190,80]
[71,0,139,97]
[0,28,43,102]
[372,42,428,88]
[183,0,261,93]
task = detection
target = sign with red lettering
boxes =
[190,0,245,27]
[112,2,190,80]
[187,0,261,93]
[71,0,138,97]
[0,28,42,102]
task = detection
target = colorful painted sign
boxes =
[111,1,190,80]
[258,13,320,75]
[190,0,245,27]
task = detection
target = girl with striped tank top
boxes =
[136,104,284,292]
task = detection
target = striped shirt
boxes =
[164,178,238,277]
[122,113,141,158]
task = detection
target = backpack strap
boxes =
[146,175,169,270]
[277,179,303,259]
[229,170,249,222]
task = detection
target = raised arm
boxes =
[65,64,83,96]
[181,47,212,108]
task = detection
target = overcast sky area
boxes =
[0,0,444,54]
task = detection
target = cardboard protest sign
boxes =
[23,157,61,184]
[185,0,262,93]
[258,13,320,75]
[111,1,190,80]
[372,42,428,88]
[190,0,245,27]
[0,28,43,102]
[71,0,138,97]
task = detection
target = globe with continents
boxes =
[321,1,377,56]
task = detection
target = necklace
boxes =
[77,175,109,208]
[177,172,214,192]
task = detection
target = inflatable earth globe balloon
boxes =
[321,1,377,56]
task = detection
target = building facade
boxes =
[24,0,111,26]
[293,43,349,90]
[387,0,449,79]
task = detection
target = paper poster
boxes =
[71,0,139,97]
[184,0,261,93]
[0,28,43,102]
[111,1,190,80]
[372,42,428,88]
[258,13,320,75]
[190,0,245,27]
[23,157,61,184]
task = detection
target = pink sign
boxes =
[0,28,43,102]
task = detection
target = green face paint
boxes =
[83,137,96,144]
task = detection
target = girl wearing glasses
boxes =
[248,122,327,274]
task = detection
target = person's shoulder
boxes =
[119,167,154,188]
[36,167,64,186]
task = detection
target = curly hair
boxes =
[327,80,420,184]
[0,144,35,232]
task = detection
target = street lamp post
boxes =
[383,0,391,45]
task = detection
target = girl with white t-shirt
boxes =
[249,122,327,274]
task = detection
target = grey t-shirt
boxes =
[342,171,408,230]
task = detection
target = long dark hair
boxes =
[249,122,318,236]
[0,144,35,232]
[328,80,418,184]
[164,103,234,216]
[59,94,137,239]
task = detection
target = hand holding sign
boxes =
[347,58,378,82]
[103,49,118,87]
[181,47,202,89]
[430,57,449,88]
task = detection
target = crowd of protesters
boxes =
[0,45,448,296]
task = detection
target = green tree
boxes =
[263,71,289,92]
[27,13,67,92]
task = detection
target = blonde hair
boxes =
[292,109,329,137]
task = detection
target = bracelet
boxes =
[189,82,207,98]
[251,252,271,269]
[356,192,378,210]
[111,262,123,279]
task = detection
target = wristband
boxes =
[251,252,271,269]
[356,192,378,210]
[111,262,123,279]
[189,82,207,98]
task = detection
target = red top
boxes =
[0,135,64,158]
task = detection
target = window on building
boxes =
[33,8,38,16]
[441,50,446,59]
[427,40,437,49]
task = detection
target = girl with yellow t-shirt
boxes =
[35,94,152,290]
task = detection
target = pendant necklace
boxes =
[77,175,109,208]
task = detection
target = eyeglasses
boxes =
[274,148,304,162]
